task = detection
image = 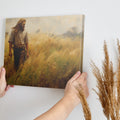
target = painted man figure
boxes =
[8,18,29,71]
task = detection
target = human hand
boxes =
[0,67,14,97]
[27,52,29,58]
[34,71,89,120]
[64,71,89,107]
[9,51,12,58]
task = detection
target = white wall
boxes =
[0,0,119,120]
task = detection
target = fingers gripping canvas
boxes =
[4,15,84,88]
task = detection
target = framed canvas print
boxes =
[4,15,84,88]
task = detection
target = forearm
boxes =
[26,43,28,52]
[34,96,77,120]
[9,43,12,53]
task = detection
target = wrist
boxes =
[62,95,79,109]
[56,96,76,117]
[0,88,4,97]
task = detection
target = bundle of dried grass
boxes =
[76,84,91,120]
[91,40,120,120]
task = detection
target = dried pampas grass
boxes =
[91,40,120,120]
[76,84,91,120]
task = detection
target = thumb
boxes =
[1,68,6,79]
[69,71,81,82]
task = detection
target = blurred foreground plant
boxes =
[76,84,91,120]
[91,40,120,120]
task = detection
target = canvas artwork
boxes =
[4,15,84,88]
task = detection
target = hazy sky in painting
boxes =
[6,15,84,35]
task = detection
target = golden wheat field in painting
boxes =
[4,15,84,88]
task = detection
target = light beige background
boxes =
[0,0,119,120]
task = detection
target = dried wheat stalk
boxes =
[91,40,120,120]
[76,84,91,120]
